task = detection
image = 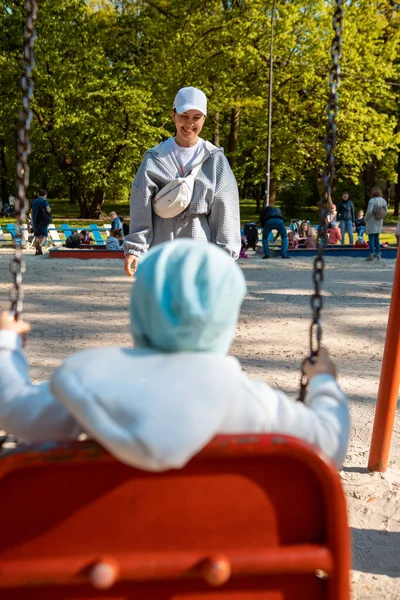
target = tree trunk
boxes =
[394,152,400,217]
[212,112,220,147]
[364,163,376,208]
[227,104,240,170]
[75,186,105,218]
[88,187,105,218]
[69,181,77,205]
[0,139,8,202]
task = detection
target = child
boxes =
[65,230,86,249]
[0,240,349,469]
[81,230,93,245]
[329,203,337,223]
[328,222,342,245]
[355,210,366,239]
[239,236,248,259]
[298,220,309,239]
[355,236,369,249]
[287,230,299,250]
[304,228,317,249]
[106,228,124,250]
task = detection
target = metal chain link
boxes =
[298,0,343,402]
[9,0,38,319]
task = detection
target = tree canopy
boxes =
[1,0,400,216]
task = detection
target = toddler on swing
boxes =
[0,240,349,470]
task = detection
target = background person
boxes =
[259,205,289,259]
[106,228,124,250]
[287,230,299,249]
[109,211,123,232]
[328,221,342,245]
[337,192,355,245]
[65,230,90,249]
[31,189,51,255]
[355,236,369,248]
[364,186,388,261]
[355,209,366,239]
[123,86,241,276]
[304,227,317,249]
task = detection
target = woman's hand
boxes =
[124,255,139,278]
[303,346,337,380]
[0,310,31,339]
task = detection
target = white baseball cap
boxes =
[173,87,207,115]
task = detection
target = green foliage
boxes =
[1,0,400,217]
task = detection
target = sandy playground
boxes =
[0,247,399,598]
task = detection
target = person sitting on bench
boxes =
[0,240,349,470]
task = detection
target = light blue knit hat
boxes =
[130,240,246,354]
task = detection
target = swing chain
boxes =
[10,0,38,319]
[299,0,343,403]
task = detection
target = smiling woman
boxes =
[123,86,241,277]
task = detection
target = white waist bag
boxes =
[152,163,202,219]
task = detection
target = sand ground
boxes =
[0,247,399,597]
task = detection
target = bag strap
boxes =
[187,162,202,179]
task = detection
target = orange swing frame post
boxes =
[368,247,400,472]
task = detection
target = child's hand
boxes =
[0,311,31,341]
[303,347,337,380]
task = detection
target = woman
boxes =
[364,186,388,261]
[298,220,309,239]
[123,87,241,276]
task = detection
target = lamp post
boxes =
[265,0,277,207]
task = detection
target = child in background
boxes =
[0,240,349,469]
[298,221,309,240]
[65,230,86,249]
[355,210,366,239]
[106,228,124,250]
[304,227,317,249]
[81,230,93,245]
[239,236,248,259]
[287,230,299,250]
[328,222,342,245]
[355,236,369,249]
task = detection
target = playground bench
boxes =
[0,223,112,246]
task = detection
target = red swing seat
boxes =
[0,434,350,599]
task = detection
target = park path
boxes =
[0,248,399,597]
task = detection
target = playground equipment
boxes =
[368,247,400,472]
[0,434,351,599]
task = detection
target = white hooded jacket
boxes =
[0,241,350,469]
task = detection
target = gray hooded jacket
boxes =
[123,139,241,259]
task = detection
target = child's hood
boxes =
[50,347,243,471]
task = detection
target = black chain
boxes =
[9,0,38,319]
[298,0,343,402]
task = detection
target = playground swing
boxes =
[0,1,355,598]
